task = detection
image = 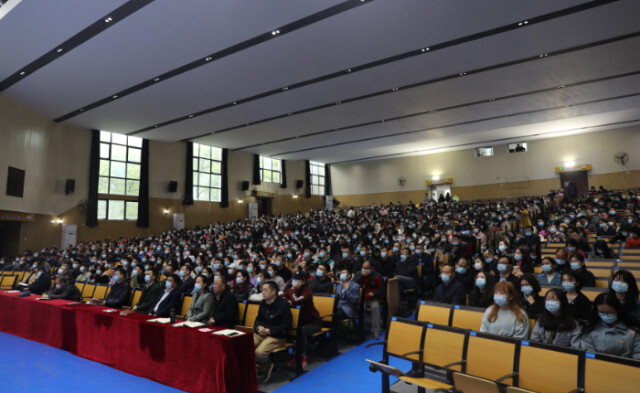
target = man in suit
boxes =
[434,265,466,305]
[101,267,131,309]
[208,277,239,328]
[44,276,81,301]
[149,273,182,317]
[178,265,195,295]
[335,268,360,321]
[132,269,162,313]
[23,263,51,295]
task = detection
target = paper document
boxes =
[212,329,245,337]
[147,318,171,324]
[172,321,205,328]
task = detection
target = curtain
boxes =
[304,160,311,198]
[136,139,150,227]
[252,154,261,185]
[220,148,229,208]
[183,142,194,205]
[280,159,287,189]
[324,163,332,196]
[86,130,99,227]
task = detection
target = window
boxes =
[474,147,494,157]
[193,143,222,202]
[97,200,138,221]
[508,142,527,153]
[99,131,142,196]
[259,156,281,184]
[310,161,325,195]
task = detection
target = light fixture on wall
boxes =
[432,173,441,181]
[564,160,576,168]
[163,209,170,216]
[292,194,299,199]
[50,218,63,224]
[238,199,244,204]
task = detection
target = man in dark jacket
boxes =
[102,267,131,309]
[24,264,51,295]
[309,264,333,294]
[395,248,418,291]
[45,276,81,301]
[434,265,466,305]
[178,265,195,295]
[132,269,162,313]
[282,272,321,366]
[209,277,239,328]
[149,274,182,317]
[353,261,384,339]
[254,281,293,382]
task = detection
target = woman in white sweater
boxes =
[480,281,529,339]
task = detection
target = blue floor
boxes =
[0,332,185,393]
[273,334,411,393]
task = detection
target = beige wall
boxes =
[332,126,640,196]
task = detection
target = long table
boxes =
[0,291,257,393]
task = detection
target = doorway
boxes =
[0,221,21,257]
[256,197,273,217]
[559,171,589,199]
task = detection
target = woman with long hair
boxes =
[530,288,581,348]
[480,281,529,339]
[580,292,640,359]
[609,269,640,320]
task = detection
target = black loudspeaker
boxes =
[65,179,75,195]
[295,179,304,189]
[241,181,250,191]
[6,166,25,198]
[168,181,178,193]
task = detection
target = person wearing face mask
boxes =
[394,247,418,292]
[590,239,618,259]
[374,247,396,278]
[131,269,162,313]
[624,227,640,248]
[495,257,520,290]
[580,293,640,359]
[129,265,145,289]
[310,264,333,294]
[274,255,292,283]
[96,267,131,309]
[561,271,592,322]
[554,248,570,275]
[23,264,51,295]
[530,288,581,348]
[178,265,195,296]
[434,265,466,305]
[233,270,254,302]
[186,275,213,324]
[282,272,321,367]
[335,268,361,322]
[519,274,545,320]
[353,261,383,339]
[208,277,239,329]
[480,281,529,339]
[316,248,334,271]
[537,257,561,286]
[43,275,81,301]
[75,263,91,283]
[453,258,474,294]
[520,225,541,254]
[149,274,182,318]
[609,270,640,320]
[266,264,286,293]
[547,224,567,243]
[568,254,595,288]
[469,271,495,308]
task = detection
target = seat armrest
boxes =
[496,372,517,383]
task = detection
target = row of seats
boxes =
[367,317,640,393]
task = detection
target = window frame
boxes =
[259,156,281,184]
[98,131,142,197]
[310,161,325,195]
[97,199,139,221]
[192,143,223,202]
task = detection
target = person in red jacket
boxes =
[624,227,640,248]
[353,261,384,339]
[282,272,321,367]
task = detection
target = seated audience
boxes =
[149,273,182,317]
[45,276,81,301]
[561,271,592,323]
[480,281,529,339]
[433,264,466,305]
[186,275,213,324]
[530,288,581,348]
[468,271,495,308]
[609,270,640,320]
[132,269,162,314]
[208,276,239,329]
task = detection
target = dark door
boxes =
[257,197,272,217]
[560,171,589,200]
[0,221,21,258]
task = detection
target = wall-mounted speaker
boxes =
[6,166,25,198]
[241,181,250,191]
[168,181,178,193]
[295,179,304,189]
[65,179,75,195]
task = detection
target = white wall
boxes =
[332,125,640,195]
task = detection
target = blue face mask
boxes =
[360,251,366,257]
[494,295,508,307]
[415,249,423,255]
[514,254,522,261]
[542,264,553,273]
[555,258,566,266]
[599,313,617,325]
[268,271,275,277]
[179,271,185,278]
[561,281,575,292]
[380,252,387,258]
[497,263,507,273]
[316,269,324,277]
[339,273,347,282]
[612,281,629,294]
[274,260,281,267]
[570,262,581,271]
[165,281,172,289]
[96,270,102,276]
[545,300,560,314]
[144,275,151,283]
[440,274,450,283]
[57,268,63,275]
[485,257,493,264]
[113,275,120,283]
[475,278,486,289]
[521,285,533,296]
[192,284,202,294]
[132,270,138,276]
[524,232,532,237]
[452,242,459,246]
[498,245,506,252]
[36,272,42,279]
[319,252,326,258]
[196,266,203,273]
[256,277,262,285]
[400,255,407,262]
[303,252,310,258]
[342,253,349,259]
[456,267,467,275]
[247,267,253,274]
[236,277,243,285]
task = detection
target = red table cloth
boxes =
[0,291,257,393]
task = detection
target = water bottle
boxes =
[170,308,176,324]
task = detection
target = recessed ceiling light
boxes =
[345,69,352,73]
[79,108,84,112]
[112,95,118,99]
[421,47,430,52]
[104,17,113,23]
[205,56,212,62]
[459,72,467,76]
[153,77,160,82]
[19,71,25,76]
[381,120,385,123]
[392,88,399,92]
[56,48,63,53]
[271,30,280,36]
[154,125,158,128]
[287,113,293,116]
[282,87,288,91]
[188,114,194,118]
[539,53,548,58]
[558,85,566,89]
[336,101,342,105]
[233,101,237,105]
